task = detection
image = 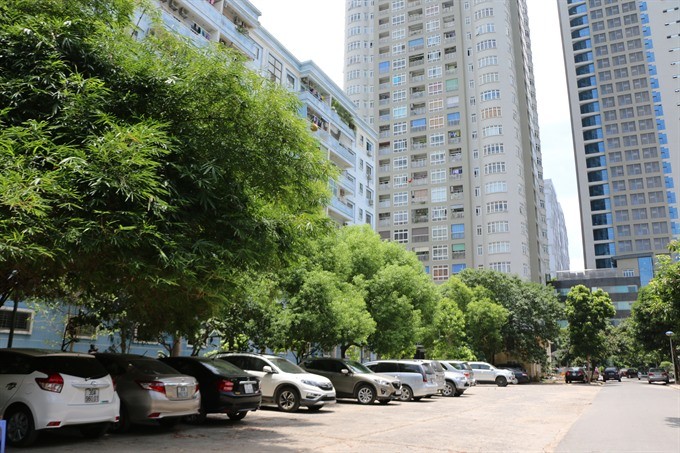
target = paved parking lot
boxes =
[28,382,601,452]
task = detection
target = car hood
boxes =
[370,373,400,384]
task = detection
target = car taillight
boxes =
[218,379,234,393]
[36,373,64,393]
[194,383,200,395]
[137,381,167,395]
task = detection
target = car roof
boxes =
[95,353,159,360]
[219,352,281,360]
[1,348,92,358]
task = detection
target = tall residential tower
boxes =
[345,0,550,283]
[558,0,679,273]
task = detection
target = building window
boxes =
[393,210,408,225]
[487,220,509,233]
[432,264,449,282]
[393,229,409,243]
[267,53,283,83]
[394,191,408,206]
[431,206,447,221]
[0,307,33,334]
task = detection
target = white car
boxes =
[0,349,119,447]
[217,353,335,412]
[468,361,518,387]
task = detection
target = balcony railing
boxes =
[411,178,428,186]
[412,234,429,243]
[411,159,427,168]
[330,196,353,218]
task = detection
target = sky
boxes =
[249,0,585,271]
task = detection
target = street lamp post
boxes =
[666,331,676,384]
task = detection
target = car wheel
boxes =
[378,399,390,405]
[495,376,508,387]
[80,422,112,438]
[110,403,132,433]
[442,381,456,397]
[648,380,652,384]
[6,406,38,447]
[399,385,413,401]
[159,417,180,428]
[276,386,300,412]
[227,411,248,420]
[356,384,377,405]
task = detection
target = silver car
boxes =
[363,360,439,401]
[439,361,471,396]
[647,367,670,384]
[94,353,199,431]
[468,361,518,387]
[442,360,476,386]
[301,358,402,404]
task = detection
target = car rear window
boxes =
[421,363,434,374]
[199,358,247,376]
[429,361,444,372]
[37,356,108,379]
[129,359,182,375]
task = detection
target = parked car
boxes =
[504,367,530,384]
[638,369,649,380]
[602,367,621,382]
[438,361,470,396]
[94,353,199,431]
[0,348,119,447]
[441,360,476,386]
[160,356,261,421]
[647,367,670,385]
[565,366,588,383]
[301,357,401,404]
[468,361,518,387]
[363,360,439,401]
[625,368,638,378]
[417,360,446,395]
[217,353,335,412]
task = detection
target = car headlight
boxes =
[376,379,390,386]
[301,379,325,388]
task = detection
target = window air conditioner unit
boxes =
[178,7,189,18]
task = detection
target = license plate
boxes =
[177,386,188,398]
[85,388,99,403]
[244,384,253,394]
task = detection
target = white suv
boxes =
[217,353,335,412]
[0,349,119,447]
[468,361,518,387]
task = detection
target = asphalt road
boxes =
[557,378,680,453]
[23,380,679,452]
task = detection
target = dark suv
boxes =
[602,367,621,382]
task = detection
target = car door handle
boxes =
[5,382,17,390]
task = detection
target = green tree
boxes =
[457,269,562,364]
[465,298,509,362]
[630,285,674,365]
[565,285,616,370]
[0,0,334,340]
[425,297,474,360]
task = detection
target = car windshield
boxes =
[129,359,181,375]
[345,360,372,374]
[269,357,305,374]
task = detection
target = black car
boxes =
[626,368,638,378]
[504,367,530,384]
[160,357,261,422]
[565,367,588,383]
[602,367,621,382]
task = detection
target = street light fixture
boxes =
[666,331,676,384]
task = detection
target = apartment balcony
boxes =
[412,234,429,243]
[416,253,430,262]
[329,195,353,219]
[379,200,391,208]
[378,219,391,227]
[407,0,422,7]
[413,215,429,223]
[451,211,464,219]
[450,192,464,201]
[411,107,426,115]
[412,142,427,150]
[184,1,259,59]
[408,14,423,22]
[379,165,390,172]
[411,178,428,186]
[379,183,391,191]
[338,173,356,193]
[379,147,391,156]
[299,91,353,137]
[411,159,427,168]
[412,196,428,204]
[410,75,425,82]
[411,91,425,98]
[411,125,426,132]
[379,131,391,139]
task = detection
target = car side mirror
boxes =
[341,369,350,375]
[262,365,274,374]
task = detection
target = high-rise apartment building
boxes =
[136,0,377,229]
[557,0,679,271]
[345,0,550,283]
[544,179,570,277]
